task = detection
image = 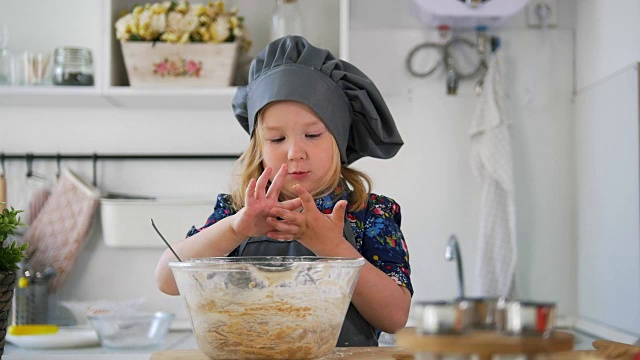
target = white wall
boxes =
[349,0,576,318]
[574,0,640,342]
[575,0,640,91]
[1,0,579,324]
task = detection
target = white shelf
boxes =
[0,86,110,107]
[0,0,347,110]
[0,86,236,109]
[104,86,237,109]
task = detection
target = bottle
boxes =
[270,0,304,41]
[0,24,11,85]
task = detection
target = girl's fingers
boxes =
[255,167,272,199]
[331,200,348,223]
[266,164,287,200]
[293,184,315,209]
[245,178,257,207]
[277,198,303,211]
[267,216,299,233]
[269,207,301,223]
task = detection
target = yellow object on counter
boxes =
[8,324,59,336]
[17,277,28,289]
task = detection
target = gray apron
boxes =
[235,221,378,347]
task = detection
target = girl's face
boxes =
[259,101,337,199]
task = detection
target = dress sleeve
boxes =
[359,194,413,295]
[185,194,237,238]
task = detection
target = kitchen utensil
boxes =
[465,297,503,329]
[8,324,58,336]
[413,300,474,334]
[5,326,99,349]
[151,218,182,261]
[152,218,208,293]
[87,311,174,349]
[13,257,55,325]
[496,300,556,337]
[170,256,365,359]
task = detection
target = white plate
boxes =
[6,327,100,349]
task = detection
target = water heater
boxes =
[410,0,531,29]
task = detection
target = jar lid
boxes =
[54,47,93,65]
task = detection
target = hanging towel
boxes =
[14,176,51,225]
[23,169,100,293]
[469,51,517,298]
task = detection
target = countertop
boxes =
[2,328,599,360]
[3,330,197,360]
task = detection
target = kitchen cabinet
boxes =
[0,0,346,110]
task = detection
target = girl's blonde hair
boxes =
[230,110,372,212]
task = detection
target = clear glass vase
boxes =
[270,0,304,41]
[0,24,11,85]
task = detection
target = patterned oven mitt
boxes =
[23,169,100,293]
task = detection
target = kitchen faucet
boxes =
[445,234,465,299]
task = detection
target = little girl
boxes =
[155,36,412,347]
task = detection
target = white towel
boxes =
[469,51,517,298]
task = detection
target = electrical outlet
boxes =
[526,0,558,27]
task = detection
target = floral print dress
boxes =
[187,183,413,295]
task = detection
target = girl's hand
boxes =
[267,184,349,255]
[230,164,292,238]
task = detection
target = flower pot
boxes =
[0,271,16,357]
[120,41,240,87]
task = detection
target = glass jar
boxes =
[270,0,304,41]
[0,24,11,85]
[53,47,94,86]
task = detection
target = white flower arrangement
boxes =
[115,0,251,51]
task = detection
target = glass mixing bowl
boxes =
[87,311,174,349]
[170,256,365,359]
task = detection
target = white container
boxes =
[100,198,213,248]
[120,41,239,87]
[410,0,530,29]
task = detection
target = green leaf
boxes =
[0,206,29,271]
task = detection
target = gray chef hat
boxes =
[232,35,403,164]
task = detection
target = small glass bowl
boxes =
[88,311,174,349]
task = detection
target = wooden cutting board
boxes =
[396,328,575,360]
[149,347,416,360]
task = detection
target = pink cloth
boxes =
[23,169,100,293]
[27,187,50,224]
